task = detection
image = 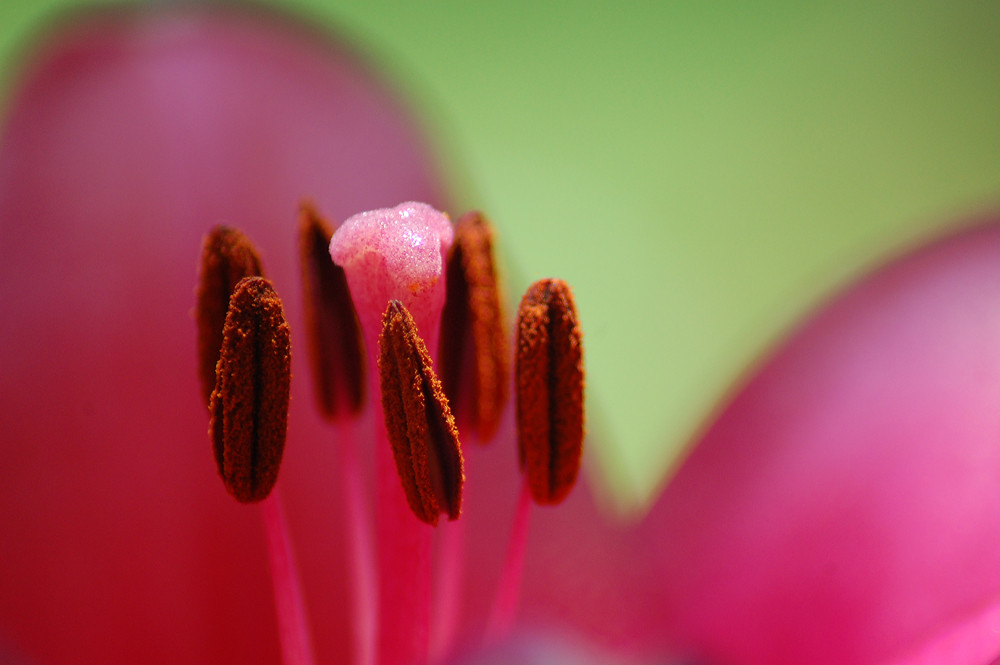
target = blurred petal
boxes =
[461,215,1000,665]
[443,629,679,665]
[881,595,1000,665]
[642,217,1000,664]
[0,6,442,664]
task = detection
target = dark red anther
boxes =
[379,300,464,525]
[439,211,509,442]
[298,203,365,419]
[210,276,291,503]
[515,278,584,505]
[196,226,264,406]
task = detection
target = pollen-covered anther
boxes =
[439,211,509,442]
[298,203,365,419]
[516,278,584,505]
[196,226,264,406]
[210,276,291,504]
[378,300,464,525]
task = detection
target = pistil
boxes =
[330,202,458,665]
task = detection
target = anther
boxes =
[515,279,584,505]
[298,203,365,419]
[210,276,291,503]
[439,211,509,442]
[196,226,264,406]
[378,300,464,525]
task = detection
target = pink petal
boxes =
[882,594,1000,665]
[642,216,1000,664]
[0,6,442,664]
[454,216,1000,665]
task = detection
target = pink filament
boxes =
[259,490,317,665]
[430,518,466,662]
[484,478,534,642]
[336,420,378,665]
[330,202,454,665]
[370,353,434,665]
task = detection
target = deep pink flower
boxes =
[481,215,1000,665]
[636,217,1000,665]
[3,5,1000,665]
[0,6,446,664]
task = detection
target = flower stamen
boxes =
[298,203,366,419]
[196,231,314,665]
[516,278,584,505]
[299,203,376,665]
[195,225,264,405]
[483,278,584,643]
[439,211,509,442]
[379,300,464,526]
[210,276,291,503]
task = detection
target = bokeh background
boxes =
[2,0,998,514]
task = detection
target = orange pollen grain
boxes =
[379,300,465,525]
[196,226,264,407]
[438,211,509,442]
[209,276,291,504]
[298,203,366,420]
[515,278,585,506]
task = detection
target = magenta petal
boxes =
[460,218,1000,662]
[641,217,1000,664]
[0,7,442,665]
[882,594,1000,665]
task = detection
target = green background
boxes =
[3,1,999,515]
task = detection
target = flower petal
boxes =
[642,216,1000,664]
[453,216,1000,665]
[0,7,442,664]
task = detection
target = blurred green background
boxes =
[3,1,999,515]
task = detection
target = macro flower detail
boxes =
[196,226,265,405]
[298,204,366,420]
[208,276,291,504]
[515,278,584,506]
[9,6,997,665]
[191,200,585,665]
[439,211,509,442]
[379,299,464,525]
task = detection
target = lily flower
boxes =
[2,5,1000,665]
[0,6,445,664]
